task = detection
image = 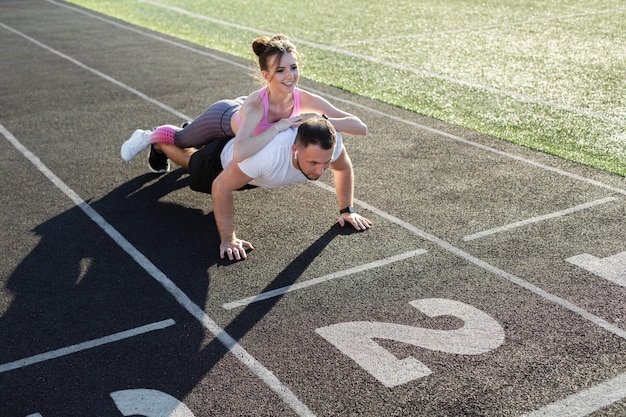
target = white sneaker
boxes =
[121,129,150,162]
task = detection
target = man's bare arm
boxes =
[211,162,255,260]
[329,147,372,230]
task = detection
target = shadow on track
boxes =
[1,167,351,415]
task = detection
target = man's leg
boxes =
[154,143,196,169]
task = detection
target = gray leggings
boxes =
[173,97,245,148]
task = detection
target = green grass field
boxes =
[67,0,626,176]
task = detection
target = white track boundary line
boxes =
[0,124,315,417]
[4,17,623,341]
[0,319,175,373]
[521,371,626,417]
[0,22,190,122]
[303,92,626,196]
[463,196,618,241]
[223,250,427,309]
[48,0,251,72]
[339,7,626,46]
[132,0,624,125]
[3,10,625,415]
[44,1,626,195]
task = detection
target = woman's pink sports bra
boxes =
[233,87,301,135]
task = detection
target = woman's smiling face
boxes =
[264,52,299,92]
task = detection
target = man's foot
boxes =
[148,144,170,173]
[121,129,150,162]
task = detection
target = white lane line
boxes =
[223,250,427,310]
[42,1,626,196]
[5,14,625,416]
[339,8,626,46]
[0,21,190,123]
[0,319,175,374]
[46,0,251,73]
[463,196,618,241]
[521,371,626,417]
[131,0,624,125]
[313,182,626,341]
[304,92,626,196]
[6,16,622,344]
[0,125,315,417]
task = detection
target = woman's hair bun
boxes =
[252,34,291,57]
[252,35,271,57]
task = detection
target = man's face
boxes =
[293,144,335,180]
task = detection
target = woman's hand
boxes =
[274,115,304,132]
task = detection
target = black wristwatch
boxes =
[339,205,355,214]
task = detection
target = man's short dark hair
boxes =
[294,117,337,149]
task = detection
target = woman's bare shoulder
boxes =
[247,88,266,102]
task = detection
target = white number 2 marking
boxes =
[315,298,505,387]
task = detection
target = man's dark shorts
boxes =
[188,137,257,194]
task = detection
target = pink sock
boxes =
[148,125,179,144]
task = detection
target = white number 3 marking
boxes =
[110,389,196,417]
[315,298,505,387]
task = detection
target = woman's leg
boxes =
[172,99,243,148]
[147,124,179,145]
[142,98,242,150]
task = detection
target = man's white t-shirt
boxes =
[220,127,344,188]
